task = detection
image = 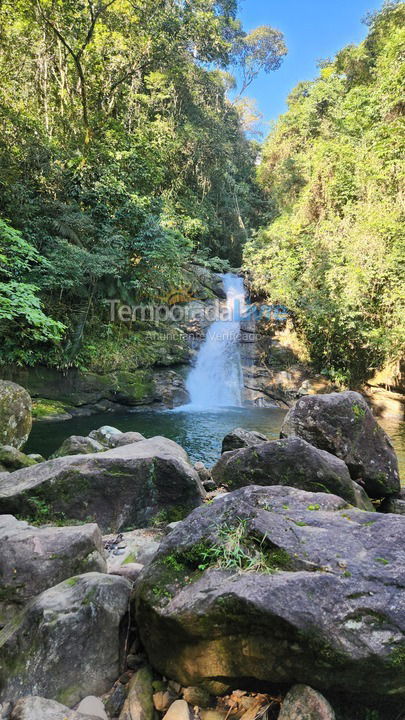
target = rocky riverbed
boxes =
[0,383,404,720]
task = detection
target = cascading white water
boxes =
[185,273,246,409]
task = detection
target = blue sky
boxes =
[234,0,383,132]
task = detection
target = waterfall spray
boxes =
[185,273,245,409]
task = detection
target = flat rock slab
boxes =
[104,527,163,573]
[136,485,405,701]
[0,436,204,532]
[0,572,131,705]
[0,515,106,626]
[280,391,400,498]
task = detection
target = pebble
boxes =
[119,672,132,685]
[76,696,108,720]
[153,690,172,711]
[162,699,190,720]
[105,684,128,718]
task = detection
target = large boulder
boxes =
[10,696,95,720]
[0,572,131,705]
[221,428,268,454]
[89,425,123,447]
[110,431,146,448]
[0,515,106,626]
[0,381,32,450]
[136,486,405,703]
[0,446,37,472]
[0,437,205,532]
[51,435,105,458]
[212,437,372,509]
[280,392,400,498]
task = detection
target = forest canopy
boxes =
[0,0,285,367]
[244,1,405,385]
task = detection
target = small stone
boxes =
[153,691,171,711]
[278,684,335,720]
[168,681,182,695]
[119,672,132,685]
[76,696,108,720]
[105,684,128,718]
[162,699,190,720]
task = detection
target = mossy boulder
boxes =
[51,435,105,458]
[0,437,205,532]
[0,381,32,449]
[0,515,106,626]
[281,391,400,498]
[0,445,37,472]
[212,437,372,509]
[0,573,131,705]
[4,366,189,411]
[136,485,405,703]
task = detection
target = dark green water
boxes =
[26,406,287,466]
[26,406,405,479]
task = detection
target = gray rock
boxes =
[0,381,32,450]
[194,462,216,491]
[136,485,405,700]
[104,527,163,571]
[221,427,268,453]
[26,453,45,463]
[0,515,106,626]
[76,696,108,719]
[89,425,123,447]
[152,370,190,409]
[105,683,128,718]
[212,437,365,507]
[10,696,95,720]
[0,446,37,472]
[278,685,335,720]
[0,437,205,532]
[162,700,190,720]
[280,391,400,498]
[110,563,144,582]
[109,431,146,448]
[188,264,226,299]
[0,572,131,705]
[119,666,155,720]
[51,435,106,458]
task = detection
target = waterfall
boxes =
[185,273,246,409]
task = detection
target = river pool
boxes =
[26,405,405,481]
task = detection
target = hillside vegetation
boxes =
[0,0,285,368]
[244,2,404,386]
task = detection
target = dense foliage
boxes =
[0,0,285,367]
[244,2,405,385]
